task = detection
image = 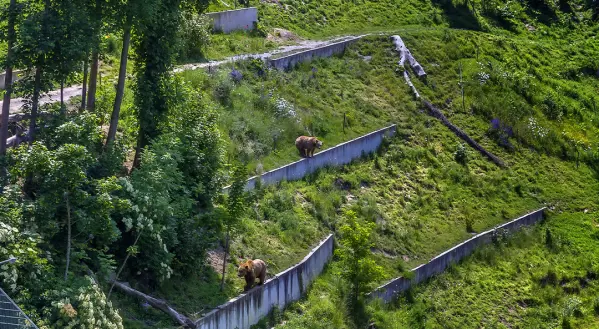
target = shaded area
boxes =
[431,0,481,30]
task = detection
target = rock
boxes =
[267,28,301,43]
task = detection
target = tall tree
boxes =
[106,0,136,146]
[0,0,18,155]
[131,0,181,168]
[221,165,246,291]
[131,0,211,167]
[86,0,103,111]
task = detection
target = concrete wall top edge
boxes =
[270,36,363,62]
[222,124,396,190]
[369,208,546,296]
[206,7,257,15]
[430,207,546,261]
[273,234,333,278]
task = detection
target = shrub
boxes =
[214,73,234,107]
[179,13,212,60]
[454,143,468,165]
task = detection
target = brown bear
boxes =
[295,136,323,158]
[237,259,267,291]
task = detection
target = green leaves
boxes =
[335,210,384,298]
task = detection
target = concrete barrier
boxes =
[195,234,334,329]
[369,208,546,302]
[268,36,362,71]
[206,7,258,33]
[0,70,23,90]
[224,124,396,193]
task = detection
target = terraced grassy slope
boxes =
[369,212,599,329]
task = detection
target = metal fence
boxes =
[0,288,38,329]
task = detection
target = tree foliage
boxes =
[335,210,384,299]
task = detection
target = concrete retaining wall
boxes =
[268,37,362,71]
[369,208,546,302]
[206,8,258,33]
[0,70,23,90]
[195,234,334,329]
[225,124,396,193]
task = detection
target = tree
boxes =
[50,0,94,114]
[86,0,103,111]
[106,0,160,146]
[0,0,18,155]
[335,210,384,301]
[131,0,211,168]
[13,0,57,144]
[221,165,247,291]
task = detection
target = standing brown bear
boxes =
[295,136,323,158]
[237,259,267,291]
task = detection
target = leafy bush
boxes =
[179,13,212,60]
[454,143,468,165]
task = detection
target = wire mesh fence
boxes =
[0,288,38,329]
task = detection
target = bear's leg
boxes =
[258,270,266,285]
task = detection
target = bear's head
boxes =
[314,138,323,149]
[237,260,253,277]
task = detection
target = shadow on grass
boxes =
[431,0,481,31]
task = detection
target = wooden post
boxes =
[343,113,346,133]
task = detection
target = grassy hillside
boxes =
[113,28,599,326]
[369,212,599,329]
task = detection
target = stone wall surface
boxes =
[224,124,396,192]
[206,8,258,33]
[195,234,334,329]
[268,37,362,70]
[369,208,546,302]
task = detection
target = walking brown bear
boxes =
[237,259,267,291]
[295,136,323,158]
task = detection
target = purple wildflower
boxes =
[230,69,243,83]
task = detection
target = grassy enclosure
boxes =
[1,0,598,328]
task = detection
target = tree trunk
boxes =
[64,192,72,281]
[110,280,195,328]
[86,50,99,111]
[81,56,89,111]
[107,228,143,299]
[132,127,144,170]
[86,0,102,111]
[0,0,17,156]
[28,66,42,144]
[220,231,230,291]
[106,20,131,146]
[60,79,65,114]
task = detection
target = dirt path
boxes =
[174,34,367,72]
[0,35,365,114]
[0,85,83,114]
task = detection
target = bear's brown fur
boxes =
[295,136,323,158]
[237,259,267,291]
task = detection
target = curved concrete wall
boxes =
[268,37,362,71]
[224,124,397,193]
[195,234,334,329]
[206,8,258,33]
[369,208,546,302]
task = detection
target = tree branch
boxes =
[110,280,195,328]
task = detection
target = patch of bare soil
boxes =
[267,28,301,43]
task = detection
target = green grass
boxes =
[107,5,599,327]
[185,31,285,63]
[369,212,599,329]
[179,37,415,174]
